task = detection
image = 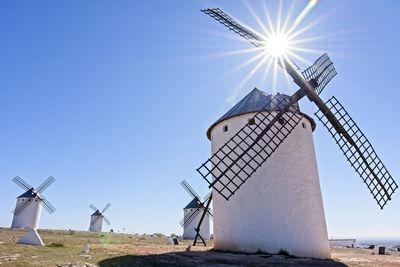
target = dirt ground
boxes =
[0,228,399,266]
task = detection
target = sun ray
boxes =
[285,51,313,68]
[206,46,264,60]
[244,1,270,37]
[276,0,284,35]
[281,1,296,35]
[262,2,276,37]
[260,53,276,89]
[227,53,271,104]
[225,52,267,77]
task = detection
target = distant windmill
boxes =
[89,203,111,232]
[195,8,398,259]
[179,179,212,245]
[11,176,56,229]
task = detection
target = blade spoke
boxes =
[102,203,111,213]
[12,176,33,191]
[315,97,398,209]
[103,216,111,225]
[183,208,201,228]
[301,53,337,95]
[202,8,265,48]
[42,197,56,214]
[36,176,55,194]
[180,180,201,200]
[180,208,197,226]
[203,192,212,203]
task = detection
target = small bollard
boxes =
[83,240,90,254]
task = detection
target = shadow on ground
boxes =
[98,250,348,267]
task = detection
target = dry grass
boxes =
[0,228,399,266]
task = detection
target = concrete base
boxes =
[18,228,44,246]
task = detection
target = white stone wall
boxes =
[89,215,103,232]
[183,208,210,240]
[210,111,330,259]
[11,197,42,229]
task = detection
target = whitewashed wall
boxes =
[210,111,331,259]
[89,215,103,232]
[11,198,42,229]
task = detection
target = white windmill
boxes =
[89,203,111,232]
[195,8,398,259]
[179,180,212,244]
[11,176,56,229]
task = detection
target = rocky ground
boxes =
[0,228,399,266]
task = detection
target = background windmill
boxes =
[89,203,111,232]
[11,176,56,229]
[179,179,212,245]
[196,8,398,259]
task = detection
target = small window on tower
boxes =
[248,118,255,126]
[223,125,228,132]
[302,122,306,129]
[278,117,286,125]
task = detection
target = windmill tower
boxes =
[196,8,398,259]
[89,203,111,232]
[11,176,56,229]
[180,180,212,242]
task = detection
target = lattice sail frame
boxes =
[201,8,264,47]
[301,53,337,95]
[315,97,398,208]
[197,95,303,200]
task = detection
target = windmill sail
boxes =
[12,176,33,191]
[197,94,303,200]
[36,176,55,194]
[181,180,202,200]
[315,97,398,208]
[201,8,264,47]
[301,53,337,95]
[180,208,201,228]
[42,197,56,214]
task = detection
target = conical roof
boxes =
[183,198,201,210]
[92,210,102,216]
[207,88,315,139]
[17,188,41,199]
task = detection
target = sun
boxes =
[265,34,290,57]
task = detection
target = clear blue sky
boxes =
[0,0,399,238]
